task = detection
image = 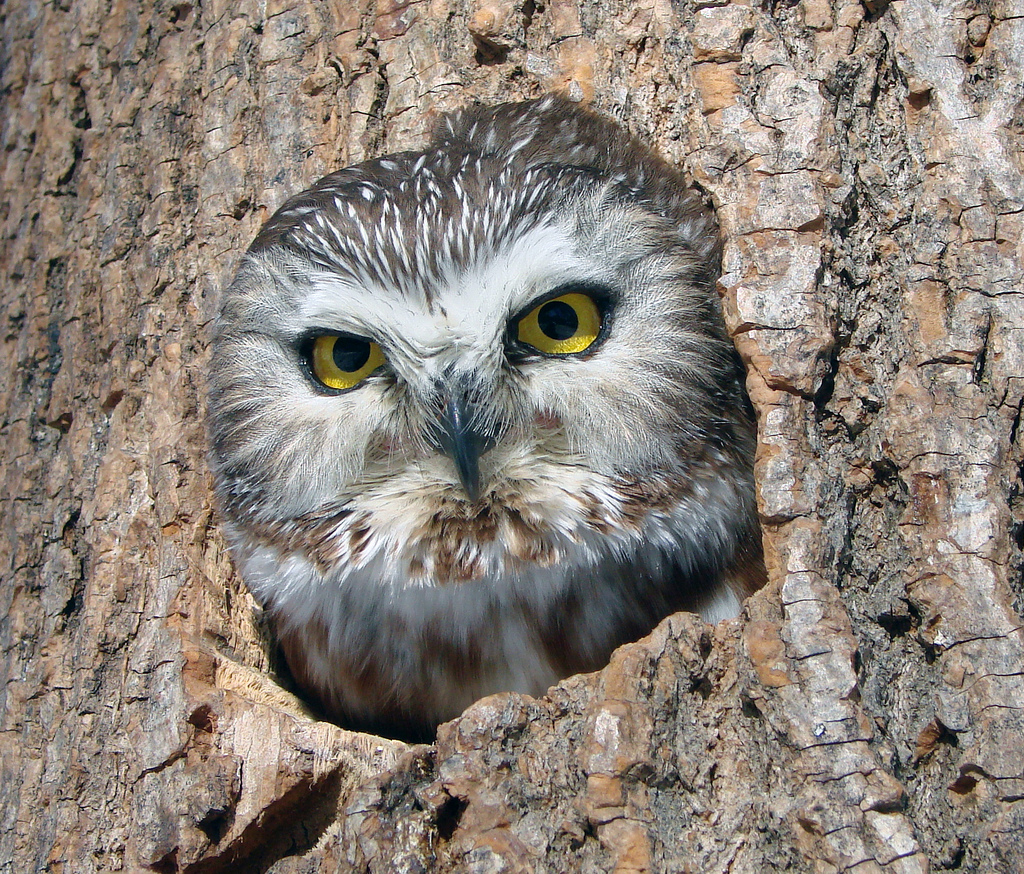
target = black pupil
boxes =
[332,337,371,372]
[537,300,578,340]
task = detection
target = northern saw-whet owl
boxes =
[208,96,763,739]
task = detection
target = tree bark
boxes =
[1,0,1021,871]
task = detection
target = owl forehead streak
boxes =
[275,156,575,302]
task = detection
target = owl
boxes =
[207,96,763,739]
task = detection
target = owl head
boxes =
[207,97,758,731]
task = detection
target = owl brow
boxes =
[510,282,617,324]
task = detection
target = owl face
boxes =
[208,97,759,734]
[213,175,734,569]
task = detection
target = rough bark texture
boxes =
[1,0,1022,871]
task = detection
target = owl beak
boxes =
[436,392,494,501]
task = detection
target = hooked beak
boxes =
[434,390,495,501]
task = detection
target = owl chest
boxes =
[274,548,640,732]
[233,479,731,731]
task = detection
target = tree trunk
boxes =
[1,0,1021,871]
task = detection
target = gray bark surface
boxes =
[1,0,1021,871]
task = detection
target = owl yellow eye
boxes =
[516,292,602,355]
[310,334,385,390]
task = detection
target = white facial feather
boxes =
[298,220,585,380]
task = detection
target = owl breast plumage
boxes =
[208,96,763,739]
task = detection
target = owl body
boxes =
[209,97,762,738]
